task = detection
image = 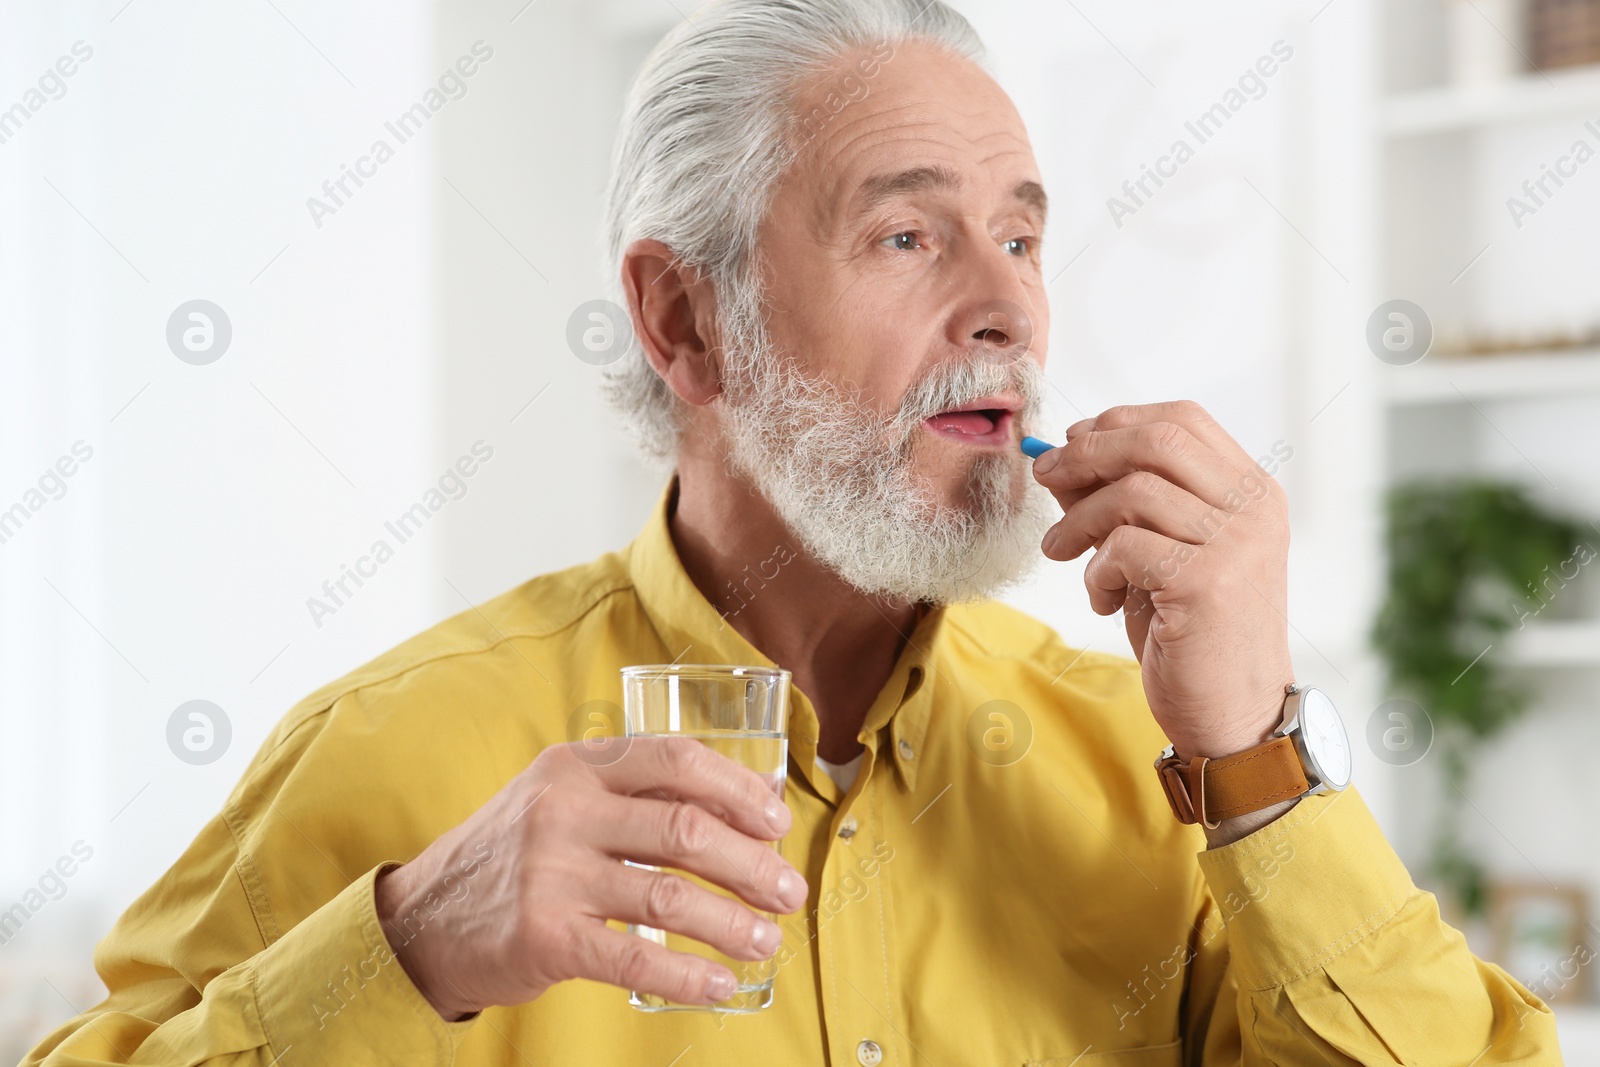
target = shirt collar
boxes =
[625,476,944,798]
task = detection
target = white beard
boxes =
[718,313,1057,605]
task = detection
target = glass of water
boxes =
[620,663,791,1013]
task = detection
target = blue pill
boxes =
[1020,435,1058,459]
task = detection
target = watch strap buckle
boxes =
[1155,747,1220,829]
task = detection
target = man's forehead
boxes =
[784,46,1044,231]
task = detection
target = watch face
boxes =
[1299,688,1352,789]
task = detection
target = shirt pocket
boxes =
[1026,1039,1182,1067]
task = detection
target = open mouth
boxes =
[921,399,1018,448]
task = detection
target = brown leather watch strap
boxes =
[1154,736,1310,828]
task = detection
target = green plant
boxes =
[1371,480,1593,917]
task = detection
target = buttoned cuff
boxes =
[1196,787,1415,991]
[251,862,478,1064]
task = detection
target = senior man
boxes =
[29,1,1558,1064]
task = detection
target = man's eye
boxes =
[882,232,922,252]
[1004,237,1033,256]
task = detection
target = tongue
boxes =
[926,410,996,435]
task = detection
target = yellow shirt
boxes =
[28,485,1558,1066]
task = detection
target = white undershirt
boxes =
[814,750,865,792]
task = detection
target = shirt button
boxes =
[856,1039,883,1066]
[838,815,857,840]
[897,739,915,761]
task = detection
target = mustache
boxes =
[890,355,1046,436]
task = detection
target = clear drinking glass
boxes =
[620,663,791,1013]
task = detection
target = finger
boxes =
[591,859,784,963]
[1081,524,1195,615]
[1037,476,1107,517]
[1066,400,1257,470]
[586,735,790,841]
[588,790,806,915]
[1123,585,1156,622]
[1033,423,1265,512]
[1042,471,1222,561]
[575,922,742,1006]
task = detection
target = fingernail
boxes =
[706,969,738,1001]
[776,868,807,910]
[752,919,782,956]
[765,798,791,833]
[1034,447,1061,474]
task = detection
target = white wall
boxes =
[0,0,441,1052]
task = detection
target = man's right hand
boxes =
[374,736,807,1019]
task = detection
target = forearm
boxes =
[1191,790,1560,1065]
[27,863,476,1067]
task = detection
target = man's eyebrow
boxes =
[852,164,964,217]
[848,165,1048,222]
[1012,179,1048,220]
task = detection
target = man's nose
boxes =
[948,230,1040,364]
[964,298,1035,364]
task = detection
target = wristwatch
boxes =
[1154,683,1352,828]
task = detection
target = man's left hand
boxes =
[1029,400,1293,762]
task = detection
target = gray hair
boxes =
[599,0,988,461]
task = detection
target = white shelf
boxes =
[1384,64,1600,137]
[1382,348,1600,406]
[1502,620,1600,668]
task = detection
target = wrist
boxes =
[375,862,476,1022]
[1168,682,1291,762]
[1170,715,1280,763]
[1201,796,1300,848]
[1157,680,1350,838]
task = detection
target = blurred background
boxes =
[2,0,1597,1058]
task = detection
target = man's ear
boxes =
[620,238,723,407]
